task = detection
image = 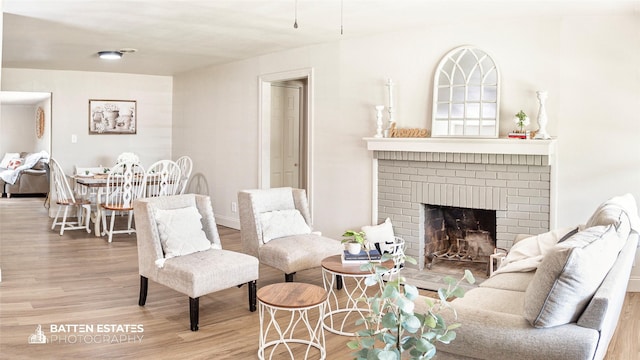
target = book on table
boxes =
[341,249,382,264]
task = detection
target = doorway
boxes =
[259,68,313,210]
[270,81,304,188]
[0,91,52,157]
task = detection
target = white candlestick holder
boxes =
[386,79,395,132]
[374,105,385,138]
[534,91,551,139]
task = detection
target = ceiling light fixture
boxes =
[98,50,123,60]
[293,0,299,29]
[341,0,344,35]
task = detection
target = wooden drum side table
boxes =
[321,255,393,336]
[257,283,328,360]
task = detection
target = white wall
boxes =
[0,105,35,153]
[173,12,640,286]
[1,69,173,175]
[0,97,51,156]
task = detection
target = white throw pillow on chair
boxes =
[259,209,311,243]
[154,206,213,260]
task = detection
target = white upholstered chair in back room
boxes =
[145,160,182,197]
[100,162,147,242]
[49,158,92,235]
[175,156,193,194]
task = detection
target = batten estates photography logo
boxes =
[28,323,144,345]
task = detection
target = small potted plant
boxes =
[342,230,367,255]
[509,110,531,139]
[514,110,530,133]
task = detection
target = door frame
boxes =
[258,68,314,212]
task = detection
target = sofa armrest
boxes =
[432,303,599,360]
[21,169,46,176]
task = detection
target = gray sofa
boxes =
[429,194,639,360]
[2,152,49,197]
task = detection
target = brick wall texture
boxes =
[375,150,551,270]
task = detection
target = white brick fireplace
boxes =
[365,137,558,270]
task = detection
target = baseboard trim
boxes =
[627,277,640,292]
[216,215,240,230]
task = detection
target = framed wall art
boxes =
[89,99,137,134]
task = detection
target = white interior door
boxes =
[270,84,300,188]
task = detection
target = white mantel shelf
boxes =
[364,137,557,156]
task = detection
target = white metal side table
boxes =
[321,255,393,336]
[257,282,328,360]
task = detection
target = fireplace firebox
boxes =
[425,204,496,269]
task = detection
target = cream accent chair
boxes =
[238,187,343,282]
[134,194,259,331]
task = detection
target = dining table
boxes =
[73,172,176,237]
[73,174,109,237]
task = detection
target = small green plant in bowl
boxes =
[342,230,367,255]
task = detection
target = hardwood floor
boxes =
[0,197,638,359]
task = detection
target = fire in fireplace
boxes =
[424,204,496,269]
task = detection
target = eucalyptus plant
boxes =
[347,253,475,360]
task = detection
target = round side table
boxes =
[257,282,328,360]
[321,255,393,336]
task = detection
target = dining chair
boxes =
[100,161,146,242]
[175,156,193,194]
[49,158,92,235]
[145,160,182,197]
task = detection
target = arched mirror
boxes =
[431,46,500,138]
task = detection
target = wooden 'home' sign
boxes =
[389,122,429,138]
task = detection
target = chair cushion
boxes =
[524,225,621,328]
[157,249,259,298]
[259,209,311,243]
[259,234,343,274]
[155,206,212,259]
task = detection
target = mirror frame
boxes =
[431,45,500,138]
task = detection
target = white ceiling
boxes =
[2,0,638,77]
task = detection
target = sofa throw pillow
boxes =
[259,209,311,243]
[584,194,638,240]
[492,226,577,276]
[154,206,212,260]
[362,218,395,253]
[0,153,20,168]
[7,158,24,169]
[524,225,620,328]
